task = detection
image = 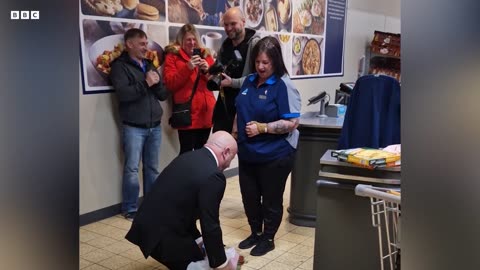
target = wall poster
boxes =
[80,0,346,94]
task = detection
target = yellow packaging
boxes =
[332,148,401,169]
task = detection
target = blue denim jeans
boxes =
[121,124,162,214]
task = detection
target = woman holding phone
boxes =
[163,24,216,155]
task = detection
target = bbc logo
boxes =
[11,11,40,20]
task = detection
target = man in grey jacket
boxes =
[110,28,169,221]
[212,7,260,133]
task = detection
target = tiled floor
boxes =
[80,175,315,270]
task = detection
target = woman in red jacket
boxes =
[163,24,216,155]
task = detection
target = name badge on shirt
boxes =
[259,95,267,100]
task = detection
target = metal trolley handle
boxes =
[355,184,401,204]
[355,184,401,270]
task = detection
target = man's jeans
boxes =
[121,124,161,214]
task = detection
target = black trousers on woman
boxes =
[177,128,211,155]
[238,151,295,239]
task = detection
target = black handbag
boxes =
[169,71,201,128]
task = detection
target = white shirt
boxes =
[204,146,219,167]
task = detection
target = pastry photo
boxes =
[168,0,203,24]
[81,0,166,21]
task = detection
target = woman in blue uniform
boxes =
[233,36,301,256]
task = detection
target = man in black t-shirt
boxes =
[212,7,259,133]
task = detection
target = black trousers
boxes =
[177,128,211,155]
[238,151,295,239]
[212,90,238,133]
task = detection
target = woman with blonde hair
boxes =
[163,24,216,155]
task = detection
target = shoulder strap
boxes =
[188,71,202,102]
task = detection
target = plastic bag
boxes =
[187,247,239,270]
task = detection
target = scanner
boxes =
[307,91,329,117]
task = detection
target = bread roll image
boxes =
[122,0,139,10]
[292,11,303,33]
[140,0,165,14]
[168,0,194,23]
[168,2,188,23]
[278,0,290,24]
[83,0,124,16]
[135,3,160,20]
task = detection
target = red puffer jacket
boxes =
[163,46,216,130]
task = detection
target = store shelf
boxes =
[366,31,401,81]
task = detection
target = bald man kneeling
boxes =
[126,131,239,270]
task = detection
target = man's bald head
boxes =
[206,131,238,154]
[205,131,238,171]
[223,7,244,21]
[222,7,246,45]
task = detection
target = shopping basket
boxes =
[355,184,401,270]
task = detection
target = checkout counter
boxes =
[313,150,400,270]
[289,78,400,269]
[288,86,352,226]
[287,112,344,227]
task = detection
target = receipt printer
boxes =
[326,104,346,118]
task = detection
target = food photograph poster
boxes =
[80,0,346,94]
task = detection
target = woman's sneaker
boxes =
[250,238,275,256]
[238,233,262,249]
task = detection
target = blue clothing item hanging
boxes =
[338,75,400,149]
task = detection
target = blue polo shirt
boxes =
[128,56,148,73]
[235,73,301,163]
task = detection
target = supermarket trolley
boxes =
[355,184,401,270]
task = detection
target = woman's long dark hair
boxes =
[250,36,289,77]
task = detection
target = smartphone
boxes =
[192,48,201,57]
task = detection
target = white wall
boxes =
[348,0,401,18]
[80,3,401,215]
[79,79,179,214]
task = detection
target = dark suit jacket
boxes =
[125,147,227,268]
[338,74,401,149]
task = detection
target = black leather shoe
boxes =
[250,238,275,256]
[238,233,262,249]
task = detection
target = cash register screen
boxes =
[340,83,355,93]
[335,82,355,105]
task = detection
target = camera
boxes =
[206,50,243,91]
[206,63,226,91]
